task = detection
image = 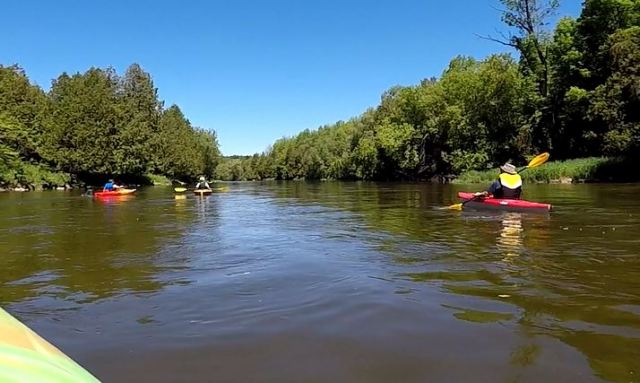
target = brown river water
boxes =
[1,182,639,382]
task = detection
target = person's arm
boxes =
[474,181,500,197]
[204,182,210,189]
[486,180,501,195]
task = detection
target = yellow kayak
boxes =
[174,186,229,194]
[0,307,100,382]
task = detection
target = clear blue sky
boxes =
[2,0,581,155]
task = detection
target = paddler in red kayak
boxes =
[103,179,122,192]
[475,163,522,200]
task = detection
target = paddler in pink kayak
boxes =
[475,163,522,199]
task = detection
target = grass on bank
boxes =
[0,162,71,190]
[0,165,174,190]
[455,157,636,184]
[145,173,172,186]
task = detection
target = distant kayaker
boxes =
[475,163,522,199]
[195,176,211,190]
[103,179,121,192]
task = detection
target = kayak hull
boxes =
[457,192,551,213]
[0,307,100,382]
[94,188,136,197]
[194,189,213,196]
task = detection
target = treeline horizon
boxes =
[216,0,639,181]
[2,0,638,187]
[0,63,220,188]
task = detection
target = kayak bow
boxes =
[457,192,551,212]
[0,307,100,382]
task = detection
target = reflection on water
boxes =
[497,213,523,259]
[0,183,639,382]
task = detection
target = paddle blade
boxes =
[447,203,463,210]
[527,152,550,169]
[174,187,187,193]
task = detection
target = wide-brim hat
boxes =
[500,163,517,174]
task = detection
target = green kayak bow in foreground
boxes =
[0,307,100,383]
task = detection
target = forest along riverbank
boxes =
[0,183,638,382]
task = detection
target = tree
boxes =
[0,65,48,161]
[0,114,21,176]
[155,105,195,178]
[47,68,120,174]
[575,0,640,88]
[590,26,640,155]
[488,0,560,98]
[0,63,221,186]
[115,64,162,174]
[194,128,221,178]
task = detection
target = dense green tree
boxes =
[0,66,48,161]
[0,114,21,176]
[2,0,638,186]
[219,0,638,182]
[576,0,640,88]
[547,17,595,156]
[590,26,640,155]
[215,158,246,181]
[155,105,197,179]
[115,64,162,174]
[0,64,220,187]
[46,68,120,174]
[195,128,221,178]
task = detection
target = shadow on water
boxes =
[0,188,212,310]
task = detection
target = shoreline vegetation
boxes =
[2,0,639,191]
[214,0,639,184]
[0,64,221,191]
[455,157,638,184]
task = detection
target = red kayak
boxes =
[457,192,551,212]
[94,188,136,198]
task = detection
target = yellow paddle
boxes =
[174,185,230,193]
[520,152,549,171]
[447,152,550,210]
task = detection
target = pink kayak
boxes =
[457,192,552,212]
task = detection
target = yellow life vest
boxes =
[499,173,522,189]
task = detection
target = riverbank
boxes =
[0,166,173,191]
[0,162,72,191]
[454,157,637,184]
[2,157,636,190]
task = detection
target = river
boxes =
[1,183,639,382]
